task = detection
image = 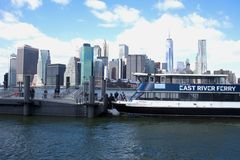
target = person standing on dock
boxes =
[114,92,119,101]
[30,87,35,99]
[122,92,126,101]
[43,89,48,99]
[108,93,115,109]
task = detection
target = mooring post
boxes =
[89,76,95,104]
[23,75,31,116]
[101,78,106,101]
[102,79,107,111]
[87,76,95,118]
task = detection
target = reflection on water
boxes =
[1,116,240,160]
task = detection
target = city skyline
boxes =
[1,0,240,82]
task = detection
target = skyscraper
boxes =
[16,45,39,84]
[46,64,66,86]
[94,58,104,87]
[8,53,17,87]
[108,59,119,80]
[119,44,129,59]
[103,40,108,57]
[80,43,94,84]
[93,45,101,60]
[161,62,167,71]
[64,57,80,87]
[119,44,129,79]
[176,61,185,73]
[214,69,236,84]
[37,50,51,85]
[97,40,108,79]
[126,54,146,81]
[145,59,155,74]
[166,36,174,73]
[195,40,207,74]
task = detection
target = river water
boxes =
[1,115,240,160]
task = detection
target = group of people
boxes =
[107,91,127,109]
[114,91,127,101]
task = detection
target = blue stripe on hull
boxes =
[114,104,240,117]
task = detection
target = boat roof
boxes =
[133,73,228,78]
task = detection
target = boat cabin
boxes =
[134,73,228,84]
[130,73,240,102]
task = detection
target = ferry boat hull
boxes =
[114,101,240,117]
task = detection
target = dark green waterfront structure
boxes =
[80,43,94,84]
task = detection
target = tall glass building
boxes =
[37,50,51,85]
[80,43,94,84]
[16,45,39,84]
[8,53,17,87]
[94,59,104,87]
[119,44,129,79]
[196,40,207,74]
[166,37,174,73]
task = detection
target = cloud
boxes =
[0,11,19,22]
[51,0,70,5]
[85,1,141,27]
[184,13,220,28]
[91,10,117,23]
[98,23,116,28]
[11,0,42,10]
[113,5,140,24]
[221,16,233,28]
[85,0,107,10]
[155,0,184,11]
[0,47,14,83]
[0,12,43,41]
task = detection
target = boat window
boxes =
[149,76,154,82]
[160,77,166,83]
[134,91,240,102]
[155,77,160,83]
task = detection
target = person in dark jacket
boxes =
[108,93,115,109]
[30,87,35,99]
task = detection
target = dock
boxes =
[0,76,108,118]
[0,98,107,117]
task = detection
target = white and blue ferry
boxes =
[114,73,240,117]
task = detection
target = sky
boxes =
[0,0,240,83]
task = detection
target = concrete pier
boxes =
[0,75,108,118]
[87,76,95,118]
[23,76,31,116]
[0,98,106,117]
